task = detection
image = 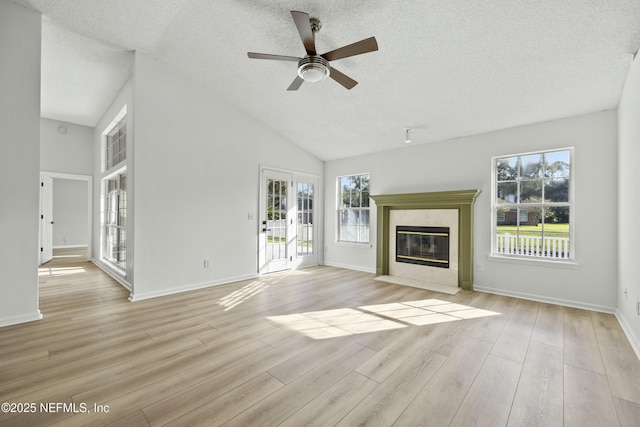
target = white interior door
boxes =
[40,175,54,264]
[259,169,294,274]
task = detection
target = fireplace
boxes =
[370,190,480,291]
[396,226,450,268]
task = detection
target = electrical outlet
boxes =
[624,288,628,299]
[204,260,210,268]
[637,299,640,316]
[476,263,484,272]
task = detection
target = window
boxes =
[105,120,126,170]
[101,109,128,271]
[493,149,572,260]
[337,174,370,243]
[104,173,127,268]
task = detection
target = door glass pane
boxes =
[297,182,314,256]
[267,179,287,261]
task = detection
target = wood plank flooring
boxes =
[1,248,640,427]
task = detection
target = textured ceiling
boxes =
[12,0,640,161]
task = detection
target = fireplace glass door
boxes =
[396,226,450,268]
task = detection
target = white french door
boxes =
[259,168,319,273]
[260,169,293,273]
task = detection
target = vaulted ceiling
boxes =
[12,0,640,161]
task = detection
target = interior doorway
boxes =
[39,171,93,265]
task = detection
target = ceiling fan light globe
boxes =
[297,56,330,83]
[299,65,329,82]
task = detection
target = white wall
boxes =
[40,118,94,175]
[325,110,618,311]
[40,118,93,251]
[0,1,42,326]
[618,53,640,354]
[52,179,89,247]
[124,53,323,300]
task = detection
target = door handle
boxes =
[262,228,271,232]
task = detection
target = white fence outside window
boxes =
[496,233,570,259]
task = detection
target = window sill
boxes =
[336,241,373,249]
[488,254,580,269]
[100,258,127,276]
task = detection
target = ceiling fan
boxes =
[247,11,378,91]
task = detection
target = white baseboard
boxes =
[323,261,376,274]
[615,310,640,361]
[53,244,89,249]
[473,284,617,314]
[0,310,43,328]
[128,273,259,302]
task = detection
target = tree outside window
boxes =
[337,174,370,243]
[494,149,572,260]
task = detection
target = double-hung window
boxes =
[104,173,127,268]
[493,148,573,261]
[337,174,370,243]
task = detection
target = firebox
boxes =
[396,226,450,268]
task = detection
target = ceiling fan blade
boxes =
[329,67,358,90]
[291,11,316,55]
[322,36,378,62]
[247,52,300,62]
[287,76,304,91]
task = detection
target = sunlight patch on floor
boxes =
[38,266,86,277]
[267,299,500,339]
[218,281,269,311]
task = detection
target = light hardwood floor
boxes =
[1,248,640,426]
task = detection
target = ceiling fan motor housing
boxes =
[297,55,330,82]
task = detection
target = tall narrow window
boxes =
[297,182,314,256]
[493,149,573,261]
[104,173,127,268]
[101,109,128,271]
[337,174,370,243]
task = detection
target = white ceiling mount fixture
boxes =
[405,128,411,144]
[297,17,329,83]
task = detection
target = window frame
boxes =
[103,170,127,269]
[491,147,575,263]
[100,106,128,274]
[336,173,371,244]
